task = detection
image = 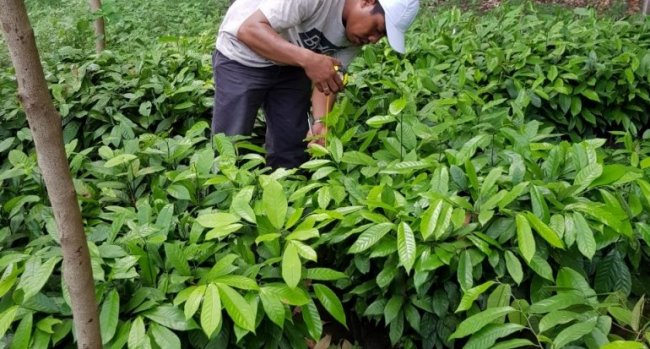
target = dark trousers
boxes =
[211,50,311,169]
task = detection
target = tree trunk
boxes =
[89,0,105,52]
[0,1,102,348]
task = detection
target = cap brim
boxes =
[385,19,406,53]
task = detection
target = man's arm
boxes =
[237,10,343,94]
[307,89,337,146]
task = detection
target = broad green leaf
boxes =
[631,295,644,332]
[262,284,310,306]
[128,317,145,349]
[184,285,205,320]
[167,184,191,201]
[573,212,596,260]
[504,251,523,285]
[218,284,256,332]
[105,154,137,168]
[450,307,516,339]
[565,202,624,235]
[421,199,443,240]
[530,186,549,222]
[282,243,302,288]
[389,97,407,115]
[150,323,181,349]
[434,206,453,240]
[0,305,18,339]
[286,228,319,241]
[231,186,256,223]
[263,179,288,229]
[164,243,191,276]
[397,222,416,274]
[458,250,473,291]
[528,293,586,314]
[539,310,580,333]
[260,288,285,328]
[525,212,565,249]
[314,284,347,328]
[143,305,197,331]
[201,284,221,338]
[574,163,603,192]
[384,296,403,325]
[291,241,317,262]
[581,89,600,102]
[491,339,536,349]
[456,281,496,312]
[212,275,259,291]
[466,158,479,192]
[301,300,322,340]
[305,268,347,281]
[552,317,597,348]
[595,251,631,296]
[196,212,239,228]
[499,182,529,209]
[100,289,120,344]
[348,223,393,253]
[10,312,32,349]
[464,323,525,349]
[515,214,535,262]
[18,256,61,302]
[601,341,645,349]
[528,254,554,281]
[487,284,512,310]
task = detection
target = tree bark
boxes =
[89,0,105,53]
[0,1,102,348]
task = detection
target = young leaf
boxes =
[230,186,256,223]
[397,222,416,274]
[601,342,645,349]
[150,323,181,349]
[184,285,206,320]
[262,283,310,306]
[200,284,221,338]
[196,212,239,229]
[384,296,404,325]
[127,316,146,349]
[217,284,256,332]
[538,310,580,333]
[491,339,536,349]
[17,256,61,302]
[421,199,443,240]
[515,214,535,263]
[573,212,596,260]
[631,295,644,332]
[456,281,496,312]
[314,284,347,328]
[10,312,32,349]
[524,212,565,249]
[528,293,586,314]
[348,223,393,253]
[305,268,347,281]
[263,179,288,229]
[487,284,512,310]
[282,243,302,288]
[260,288,286,328]
[100,289,120,344]
[301,299,323,340]
[464,323,525,349]
[449,307,516,340]
[504,251,523,285]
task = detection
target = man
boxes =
[212,0,420,168]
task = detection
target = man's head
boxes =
[343,0,420,53]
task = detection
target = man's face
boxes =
[345,0,387,46]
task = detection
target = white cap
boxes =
[378,0,420,53]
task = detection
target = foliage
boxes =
[1,2,650,349]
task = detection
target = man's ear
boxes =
[362,0,378,8]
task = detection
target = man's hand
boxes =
[303,54,343,95]
[306,120,327,147]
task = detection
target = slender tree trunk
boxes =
[89,0,105,53]
[0,1,102,348]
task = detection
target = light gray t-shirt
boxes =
[216,0,360,68]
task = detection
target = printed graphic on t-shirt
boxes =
[298,28,344,55]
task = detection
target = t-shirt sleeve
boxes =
[332,47,360,69]
[259,0,320,32]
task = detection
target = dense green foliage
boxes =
[1,1,650,348]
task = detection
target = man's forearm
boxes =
[311,89,336,119]
[237,10,312,67]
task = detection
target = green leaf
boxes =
[574,163,603,192]
[504,251,523,285]
[196,212,240,228]
[314,284,347,328]
[595,251,631,296]
[516,214,535,262]
[282,243,302,288]
[552,317,597,348]
[18,256,61,302]
[539,310,580,333]
[449,307,516,340]
[105,154,137,168]
[528,293,586,314]
[581,89,600,102]
[530,186,549,222]
[499,182,529,209]
[525,212,565,249]
[464,323,525,349]
[260,288,285,328]
[389,97,407,115]
[573,212,596,260]
[143,305,197,331]
[384,296,403,325]
[212,275,259,291]
[631,295,644,332]
[421,199,443,240]
[263,179,288,229]
[167,184,191,200]
[397,222,416,274]
[458,250,473,292]
[217,284,256,332]
[10,312,31,349]
[487,284,512,311]
[528,254,554,281]
[0,305,18,339]
[262,284,310,306]
[100,289,120,344]
[164,243,191,276]
[150,323,181,349]
[456,281,496,312]
[291,241,317,262]
[184,285,206,320]
[601,341,645,349]
[491,339,536,349]
[231,186,256,223]
[301,300,322,340]
[305,268,347,281]
[201,284,222,338]
[128,316,145,349]
[348,223,394,253]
